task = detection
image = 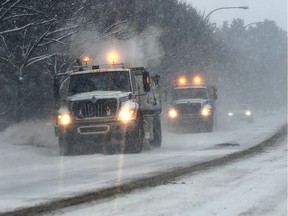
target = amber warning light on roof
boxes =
[107,51,119,64]
[82,56,91,65]
[178,76,188,85]
[192,75,203,85]
[176,75,204,86]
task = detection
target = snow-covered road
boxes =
[0,111,286,213]
[52,136,287,216]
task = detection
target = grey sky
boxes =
[182,0,287,30]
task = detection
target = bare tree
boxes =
[0,0,124,120]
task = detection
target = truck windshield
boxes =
[232,104,249,110]
[173,88,208,100]
[68,71,131,95]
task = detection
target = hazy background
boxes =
[0,0,286,128]
[182,0,287,30]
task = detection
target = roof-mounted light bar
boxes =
[92,63,126,70]
[174,74,205,87]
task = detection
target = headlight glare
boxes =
[58,113,72,126]
[245,111,252,116]
[118,108,137,122]
[168,108,178,119]
[201,105,211,117]
[228,112,234,116]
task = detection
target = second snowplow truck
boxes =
[167,74,218,132]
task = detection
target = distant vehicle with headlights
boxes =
[53,58,162,156]
[227,104,254,123]
[167,75,217,132]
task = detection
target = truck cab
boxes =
[167,75,217,132]
[53,63,162,155]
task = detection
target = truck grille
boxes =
[71,99,117,119]
[175,103,201,115]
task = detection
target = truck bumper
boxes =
[168,115,212,127]
[54,120,137,141]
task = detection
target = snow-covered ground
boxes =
[52,135,287,216]
[0,111,286,213]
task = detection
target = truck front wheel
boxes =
[205,119,213,133]
[59,135,75,156]
[125,118,144,153]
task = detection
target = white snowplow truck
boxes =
[53,64,162,156]
[167,75,217,132]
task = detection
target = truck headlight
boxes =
[228,112,234,116]
[58,113,72,126]
[168,108,178,119]
[245,111,252,116]
[118,108,137,122]
[201,104,212,117]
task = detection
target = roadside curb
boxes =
[1,124,286,216]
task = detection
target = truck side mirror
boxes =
[143,71,151,92]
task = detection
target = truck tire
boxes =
[150,115,162,148]
[205,119,213,133]
[59,135,75,156]
[204,119,214,133]
[125,117,144,153]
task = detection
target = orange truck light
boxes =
[192,75,203,85]
[83,56,90,65]
[178,76,188,85]
[107,51,119,64]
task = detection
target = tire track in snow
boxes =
[1,124,286,216]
